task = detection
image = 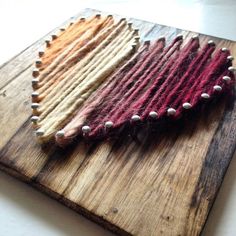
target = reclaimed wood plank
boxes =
[0,8,235,236]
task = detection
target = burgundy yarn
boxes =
[106,36,183,124]
[157,42,216,118]
[190,65,231,106]
[70,36,235,141]
[129,42,188,115]
[88,36,184,137]
[88,39,166,135]
[102,39,165,106]
[187,49,230,106]
[88,37,182,128]
[142,38,200,120]
[208,69,231,93]
[174,50,232,118]
[98,39,165,118]
[134,37,199,122]
[105,39,183,131]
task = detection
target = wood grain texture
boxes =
[0,8,236,236]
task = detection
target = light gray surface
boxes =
[0,0,235,235]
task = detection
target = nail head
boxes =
[182,102,192,109]
[227,55,234,61]
[31,91,39,97]
[32,78,39,85]
[213,85,222,91]
[56,130,65,137]
[45,39,51,47]
[149,111,158,119]
[223,76,231,81]
[36,129,44,136]
[192,35,199,40]
[105,121,113,129]
[31,103,39,109]
[228,66,236,72]
[82,125,91,134]
[38,49,44,57]
[35,59,42,67]
[208,40,215,46]
[201,93,210,99]
[31,116,39,123]
[167,108,176,116]
[32,68,39,77]
[131,115,141,122]
[176,34,184,40]
[51,34,58,40]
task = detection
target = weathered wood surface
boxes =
[0,8,236,236]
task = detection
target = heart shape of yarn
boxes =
[31,14,235,146]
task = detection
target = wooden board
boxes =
[0,8,236,236]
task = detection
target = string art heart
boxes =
[31,14,235,146]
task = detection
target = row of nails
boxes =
[78,83,230,135]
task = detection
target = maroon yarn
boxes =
[88,37,184,137]
[106,39,183,130]
[106,36,183,124]
[88,39,166,135]
[98,39,165,118]
[187,49,230,106]
[157,42,216,118]
[139,37,200,121]
[190,65,231,106]
[77,37,234,141]
[182,49,227,105]
[176,68,233,118]
[105,39,165,104]
[173,52,232,118]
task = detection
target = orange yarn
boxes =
[40,15,101,70]
[37,17,115,99]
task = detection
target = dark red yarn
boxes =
[76,37,235,140]
[88,36,184,137]
[141,38,200,120]
[100,39,165,119]
[125,37,197,121]
[88,38,167,136]
[158,42,216,119]
[107,36,183,127]
[187,49,230,106]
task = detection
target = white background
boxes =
[0,0,236,235]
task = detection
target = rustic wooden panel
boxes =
[0,8,235,236]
